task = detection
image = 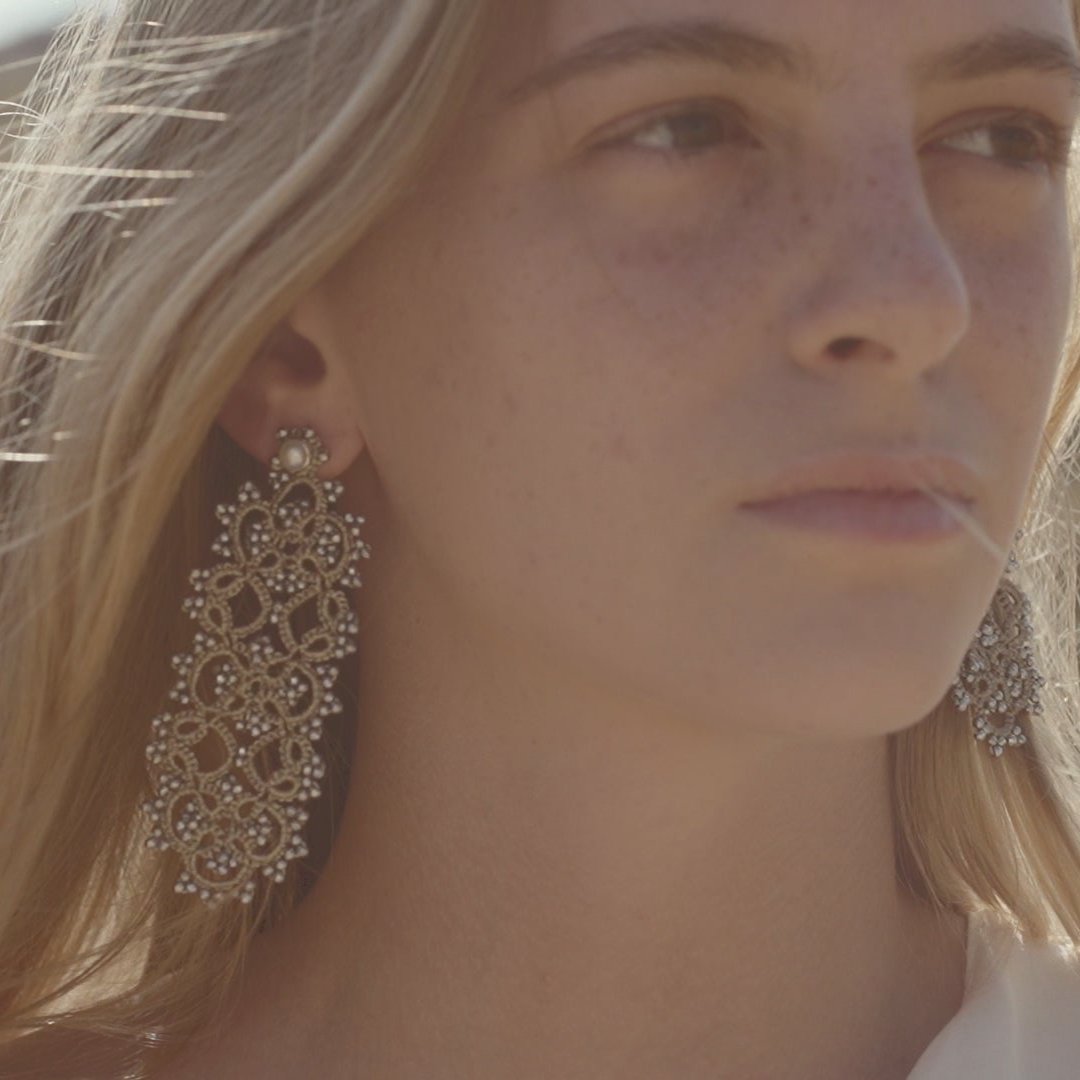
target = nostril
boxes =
[830,337,862,359]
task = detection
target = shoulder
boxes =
[996,935,1080,1070]
[0,1026,144,1079]
[910,928,1080,1079]
[1007,936,1080,1013]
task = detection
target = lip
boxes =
[739,489,968,541]
[737,450,981,506]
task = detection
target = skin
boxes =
[166,0,1076,1076]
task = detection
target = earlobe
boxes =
[214,312,366,477]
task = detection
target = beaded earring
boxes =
[951,530,1046,756]
[142,426,370,903]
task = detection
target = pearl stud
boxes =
[279,438,311,473]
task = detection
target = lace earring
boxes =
[951,529,1046,757]
[142,426,370,904]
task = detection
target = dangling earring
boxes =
[142,426,370,904]
[951,528,1046,757]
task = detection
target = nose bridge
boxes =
[786,116,971,375]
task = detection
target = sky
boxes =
[0,1,74,46]
[0,0,118,49]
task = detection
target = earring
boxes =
[951,529,1046,757]
[142,426,370,904]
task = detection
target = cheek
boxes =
[354,177,751,471]
[331,181,764,684]
[976,222,1072,445]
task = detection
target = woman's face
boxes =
[310,0,1077,744]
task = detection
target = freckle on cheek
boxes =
[644,241,679,268]
[617,244,665,270]
[608,430,634,462]
[425,362,446,391]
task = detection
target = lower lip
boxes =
[739,490,970,541]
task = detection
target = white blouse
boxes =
[908,909,1080,1078]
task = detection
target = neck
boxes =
[159,557,969,1079]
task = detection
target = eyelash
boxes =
[591,101,1075,173]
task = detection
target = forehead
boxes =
[535,0,1074,46]
[482,0,1078,97]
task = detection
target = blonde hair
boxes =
[0,0,495,1068]
[1,0,1080,1069]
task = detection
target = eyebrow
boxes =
[504,19,1080,104]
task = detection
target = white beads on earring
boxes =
[951,531,1046,757]
[142,426,371,904]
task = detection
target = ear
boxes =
[215,291,366,478]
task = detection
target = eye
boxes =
[936,110,1074,172]
[589,101,1074,174]
[591,101,752,157]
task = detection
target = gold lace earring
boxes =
[143,426,370,904]
[951,529,1046,757]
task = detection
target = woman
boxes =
[2,0,1080,1076]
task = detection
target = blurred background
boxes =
[0,1,75,41]
[0,1,102,100]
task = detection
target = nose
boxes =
[785,151,971,381]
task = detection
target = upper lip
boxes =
[739,450,981,505]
